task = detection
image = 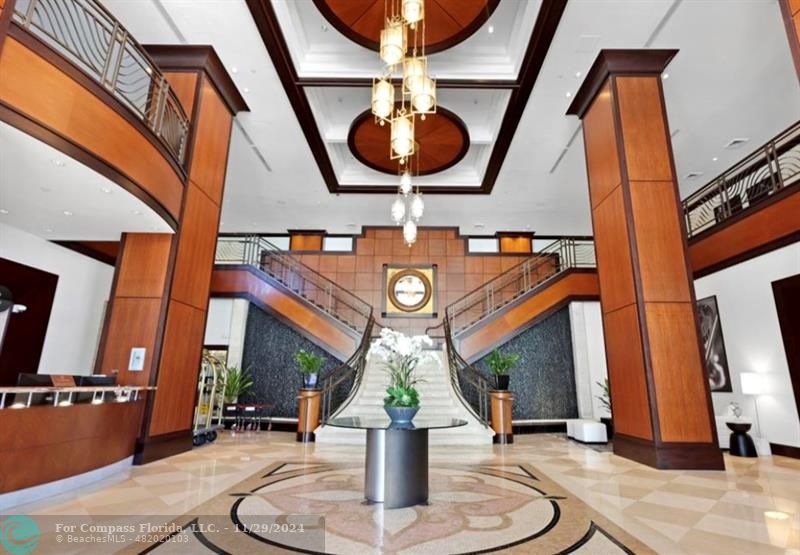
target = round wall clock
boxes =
[387,269,432,313]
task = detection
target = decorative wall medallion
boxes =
[383,265,437,317]
[313,0,501,55]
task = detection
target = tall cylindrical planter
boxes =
[490,390,513,444]
[297,388,321,443]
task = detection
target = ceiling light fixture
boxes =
[51,159,65,167]
[662,73,669,79]
[0,209,8,215]
[62,210,73,216]
[101,187,112,194]
[712,157,718,161]
[488,25,494,34]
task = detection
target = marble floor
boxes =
[10,431,800,554]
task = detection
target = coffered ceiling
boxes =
[16,0,800,239]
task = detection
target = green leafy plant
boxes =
[223,366,254,403]
[294,349,325,375]
[486,349,520,376]
[383,355,422,408]
[595,378,611,414]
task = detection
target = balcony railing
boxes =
[215,235,373,334]
[682,120,800,238]
[445,238,596,336]
[12,0,190,166]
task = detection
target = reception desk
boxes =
[0,386,153,494]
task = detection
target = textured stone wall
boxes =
[473,307,578,420]
[240,304,343,417]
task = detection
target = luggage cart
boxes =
[193,350,225,446]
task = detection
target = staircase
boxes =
[315,347,493,445]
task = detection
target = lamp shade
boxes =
[380,18,407,66]
[391,196,406,223]
[391,113,414,158]
[403,56,426,95]
[402,0,424,25]
[399,171,413,195]
[412,76,436,114]
[403,218,417,245]
[740,372,767,395]
[410,192,424,220]
[371,77,395,120]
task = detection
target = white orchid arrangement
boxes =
[369,328,435,408]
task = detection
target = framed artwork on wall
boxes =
[697,295,733,393]
[382,264,438,318]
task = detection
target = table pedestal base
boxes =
[365,428,428,509]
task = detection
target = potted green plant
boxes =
[223,366,254,404]
[486,349,519,391]
[295,349,325,389]
[369,328,433,423]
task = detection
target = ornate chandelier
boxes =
[369,0,435,246]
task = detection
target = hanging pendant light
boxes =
[410,192,424,220]
[371,76,395,122]
[402,0,424,26]
[412,75,436,116]
[399,170,413,195]
[403,218,417,246]
[403,56,427,95]
[390,111,415,160]
[391,195,406,224]
[380,17,407,66]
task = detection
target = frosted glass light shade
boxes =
[399,171,413,195]
[391,196,406,223]
[402,0,424,24]
[391,113,414,158]
[740,373,767,395]
[403,218,417,245]
[410,192,424,220]
[403,56,426,95]
[412,76,436,114]
[371,77,395,120]
[380,19,407,66]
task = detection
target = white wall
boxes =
[203,298,249,368]
[0,223,114,375]
[569,301,609,420]
[695,243,800,448]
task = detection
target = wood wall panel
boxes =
[0,38,183,220]
[148,301,206,436]
[498,236,532,254]
[187,77,233,203]
[592,188,636,313]
[645,302,713,443]
[290,234,324,251]
[114,234,172,298]
[458,270,600,361]
[0,400,145,492]
[97,297,161,386]
[210,268,357,358]
[170,184,220,310]
[689,188,800,275]
[780,0,800,83]
[163,71,199,117]
[615,76,673,182]
[603,304,653,440]
[629,180,691,302]
[583,83,622,209]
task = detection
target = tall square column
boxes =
[567,50,723,470]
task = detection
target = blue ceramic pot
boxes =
[303,373,319,389]
[384,406,419,423]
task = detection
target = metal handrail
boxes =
[215,235,373,333]
[445,238,596,336]
[13,0,190,166]
[443,317,489,427]
[682,120,800,238]
[319,316,375,424]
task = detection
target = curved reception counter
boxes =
[0,386,154,498]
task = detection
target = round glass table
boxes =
[327,417,467,508]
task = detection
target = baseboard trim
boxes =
[613,434,725,470]
[134,429,193,465]
[770,442,800,459]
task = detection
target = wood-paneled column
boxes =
[97,46,248,464]
[780,0,800,83]
[567,50,723,470]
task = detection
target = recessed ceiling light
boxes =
[62,210,73,216]
[243,87,250,94]
[321,24,329,32]
[277,200,287,205]
[474,223,485,229]
[44,227,53,233]
[565,91,572,98]
[575,71,581,78]
[39,187,51,193]
[488,25,494,34]
[51,159,65,167]
[473,99,479,105]
[712,157,718,162]
[0,209,8,215]
[231,66,238,74]
[662,73,669,79]
[132,210,143,215]
[346,223,357,229]
[337,97,343,103]
[101,187,112,194]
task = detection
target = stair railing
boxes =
[445,238,595,336]
[443,317,490,427]
[319,315,376,423]
[682,120,800,238]
[215,235,373,334]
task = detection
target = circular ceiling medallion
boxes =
[388,269,432,312]
[348,106,469,175]
[313,0,500,55]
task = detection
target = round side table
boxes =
[726,421,758,458]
